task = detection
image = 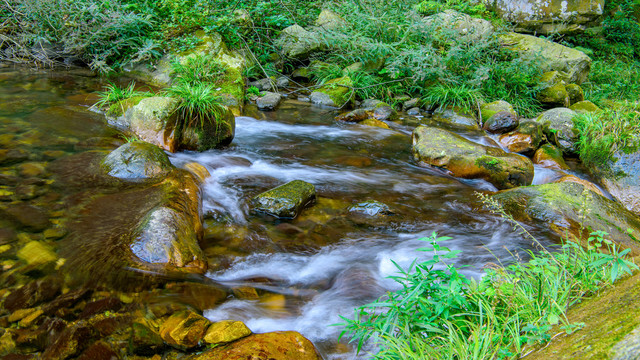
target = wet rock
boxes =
[276,76,289,89]
[77,341,119,360]
[276,25,324,59]
[41,150,67,161]
[360,119,390,129]
[482,111,519,134]
[0,149,29,165]
[13,184,46,200]
[566,83,584,104]
[412,126,534,189]
[0,228,16,245]
[79,298,123,320]
[189,331,321,360]
[372,103,397,121]
[407,107,421,116]
[2,204,50,231]
[252,180,317,219]
[498,120,544,154]
[131,321,164,355]
[14,327,47,351]
[4,277,61,312]
[310,76,353,108]
[554,174,604,197]
[18,162,46,178]
[256,91,282,111]
[570,100,600,114]
[423,10,494,43]
[500,32,591,84]
[428,108,480,131]
[492,182,640,252]
[43,289,90,316]
[0,330,16,356]
[101,142,174,181]
[348,200,393,217]
[611,325,640,360]
[43,226,68,240]
[403,98,420,111]
[533,144,568,170]
[336,109,369,123]
[359,99,383,110]
[42,320,96,360]
[480,100,516,123]
[17,241,57,267]
[111,97,179,151]
[159,310,211,349]
[0,174,18,186]
[203,320,252,345]
[291,68,310,81]
[535,108,579,154]
[492,0,604,35]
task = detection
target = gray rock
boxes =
[407,107,421,116]
[314,9,348,31]
[612,325,640,360]
[480,100,516,122]
[535,107,579,154]
[248,78,275,91]
[360,99,384,110]
[276,24,324,59]
[348,200,393,216]
[422,10,494,43]
[101,142,174,181]
[252,180,316,219]
[482,111,519,134]
[596,149,640,216]
[403,98,420,111]
[256,92,282,111]
[427,108,480,131]
[276,76,290,89]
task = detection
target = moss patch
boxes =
[107,96,147,117]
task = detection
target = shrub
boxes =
[165,82,226,133]
[94,82,152,109]
[171,54,227,86]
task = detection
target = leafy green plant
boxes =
[94,82,151,109]
[171,54,227,85]
[165,82,226,132]
[574,106,640,172]
[421,83,482,114]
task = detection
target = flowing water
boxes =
[0,67,599,358]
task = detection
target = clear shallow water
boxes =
[1,67,581,359]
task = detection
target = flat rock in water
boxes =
[412,126,533,189]
[101,142,174,181]
[252,180,316,219]
[256,91,282,111]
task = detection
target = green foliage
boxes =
[421,83,482,114]
[171,54,226,86]
[94,82,151,109]
[165,82,225,132]
[340,223,637,358]
[415,0,489,17]
[574,106,640,171]
[583,59,640,106]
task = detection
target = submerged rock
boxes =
[159,310,211,349]
[101,142,173,181]
[252,180,316,219]
[492,182,640,252]
[500,32,592,84]
[188,331,321,360]
[348,200,393,217]
[412,126,534,189]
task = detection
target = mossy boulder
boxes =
[482,111,519,134]
[427,108,480,132]
[412,126,534,189]
[500,32,592,84]
[566,83,584,104]
[203,320,252,345]
[492,0,605,35]
[187,331,321,360]
[179,106,236,151]
[480,100,516,123]
[360,118,390,129]
[101,142,173,181]
[252,180,317,219]
[570,100,600,114]
[422,10,495,43]
[535,107,579,154]
[276,24,324,59]
[310,76,354,108]
[533,143,569,170]
[498,120,544,155]
[491,182,640,252]
[131,321,164,355]
[106,96,146,117]
[538,82,570,107]
[314,9,348,31]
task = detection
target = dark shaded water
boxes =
[0,67,577,358]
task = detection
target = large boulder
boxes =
[492,182,640,253]
[490,0,605,35]
[187,331,322,360]
[111,96,235,152]
[535,107,579,154]
[480,100,516,123]
[310,76,354,108]
[252,180,317,219]
[101,142,173,181]
[412,126,534,189]
[276,24,324,59]
[422,10,495,43]
[500,32,592,84]
[593,150,640,216]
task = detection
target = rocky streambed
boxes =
[1,64,640,360]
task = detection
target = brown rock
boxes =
[498,121,544,154]
[130,321,164,355]
[4,278,61,312]
[360,118,390,129]
[43,289,91,316]
[77,341,119,360]
[14,327,47,351]
[159,310,211,349]
[482,111,519,134]
[554,174,604,197]
[533,144,569,170]
[2,204,50,232]
[79,298,123,320]
[203,320,252,345]
[164,283,227,313]
[42,320,97,360]
[188,331,321,360]
[335,109,370,122]
[0,149,29,165]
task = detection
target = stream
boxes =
[0,67,575,358]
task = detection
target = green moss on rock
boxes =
[252,180,317,219]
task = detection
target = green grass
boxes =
[574,106,640,172]
[165,82,226,132]
[94,82,152,109]
[339,196,638,359]
[171,54,227,86]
